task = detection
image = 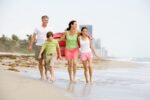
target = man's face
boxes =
[42,18,49,25]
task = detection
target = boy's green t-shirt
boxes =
[42,40,58,54]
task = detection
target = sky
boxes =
[0,0,150,58]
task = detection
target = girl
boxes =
[79,27,99,83]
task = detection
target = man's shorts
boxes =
[35,46,46,60]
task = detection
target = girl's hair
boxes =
[80,27,88,36]
[81,26,88,31]
[46,31,53,38]
[66,20,77,31]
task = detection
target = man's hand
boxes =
[38,54,41,59]
[28,45,32,51]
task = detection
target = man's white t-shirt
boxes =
[34,25,51,46]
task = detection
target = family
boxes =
[28,15,99,84]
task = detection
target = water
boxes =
[20,63,150,100]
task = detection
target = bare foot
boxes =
[73,80,77,84]
[50,77,55,82]
[46,76,49,80]
[40,76,44,80]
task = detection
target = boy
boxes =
[38,31,61,81]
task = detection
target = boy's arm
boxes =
[28,33,36,51]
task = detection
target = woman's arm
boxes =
[56,43,62,59]
[58,32,66,42]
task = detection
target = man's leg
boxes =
[39,59,44,80]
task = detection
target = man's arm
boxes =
[28,33,36,51]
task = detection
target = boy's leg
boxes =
[45,55,51,80]
[49,55,56,81]
[45,67,48,80]
[49,66,54,81]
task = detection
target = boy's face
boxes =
[48,35,53,40]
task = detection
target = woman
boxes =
[78,27,99,83]
[59,20,79,83]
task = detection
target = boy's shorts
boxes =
[35,46,46,60]
[45,54,57,69]
[80,52,93,61]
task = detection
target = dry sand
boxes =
[0,70,72,100]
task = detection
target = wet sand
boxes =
[1,62,150,100]
[0,53,150,100]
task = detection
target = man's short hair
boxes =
[41,15,49,20]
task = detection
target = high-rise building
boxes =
[79,25,93,35]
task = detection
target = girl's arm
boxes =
[90,39,100,58]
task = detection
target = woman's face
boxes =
[81,28,88,35]
[71,22,77,30]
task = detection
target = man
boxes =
[28,15,51,80]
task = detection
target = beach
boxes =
[0,53,150,100]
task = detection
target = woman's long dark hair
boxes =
[66,20,76,31]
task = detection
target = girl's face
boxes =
[81,28,88,35]
[71,22,77,30]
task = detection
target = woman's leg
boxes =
[68,60,73,82]
[83,60,89,83]
[73,59,77,82]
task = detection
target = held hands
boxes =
[57,55,63,60]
